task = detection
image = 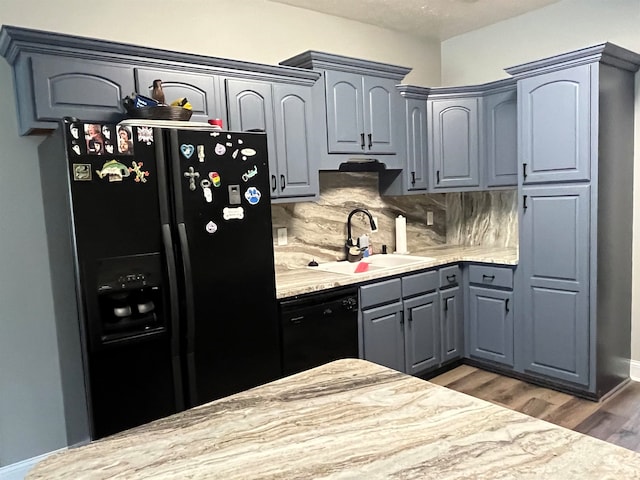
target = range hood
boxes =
[337,159,388,172]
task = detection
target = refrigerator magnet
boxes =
[214,143,226,156]
[228,185,241,205]
[184,166,200,191]
[73,164,92,181]
[200,179,213,203]
[71,143,82,156]
[244,187,261,205]
[232,149,239,159]
[105,143,114,154]
[205,221,218,234]
[223,206,244,220]
[181,144,195,159]
[197,145,205,163]
[209,172,221,187]
[96,160,131,182]
[69,123,80,139]
[137,126,154,145]
[129,161,149,183]
[241,166,258,182]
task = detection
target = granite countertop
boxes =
[276,244,518,298]
[28,358,640,479]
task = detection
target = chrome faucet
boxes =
[346,208,377,248]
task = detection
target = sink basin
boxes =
[309,254,436,276]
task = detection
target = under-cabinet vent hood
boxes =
[336,159,388,172]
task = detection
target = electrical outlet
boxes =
[426,211,434,226]
[277,227,288,246]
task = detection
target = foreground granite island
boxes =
[28,360,640,479]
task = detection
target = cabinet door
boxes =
[440,286,464,364]
[361,302,405,372]
[520,184,590,386]
[135,68,219,124]
[468,286,513,367]
[405,98,428,190]
[363,76,397,154]
[225,79,279,197]
[31,54,134,122]
[485,89,517,187]
[430,98,480,189]
[404,293,439,375]
[519,65,592,184]
[272,84,317,199]
[324,70,364,154]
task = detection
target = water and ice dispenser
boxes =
[95,253,166,344]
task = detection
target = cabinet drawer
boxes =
[402,270,438,298]
[360,278,402,310]
[439,265,461,288]
[468,264,513,289]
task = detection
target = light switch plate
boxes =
[277,227,288,246]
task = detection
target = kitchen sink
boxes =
[309,254,436,276]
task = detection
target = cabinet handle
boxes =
[523,163,528,179]
[367,133,372,149]
[410,171,416,185]
[436,170,440,184]
[360,133,365,149]
[505,298,510,313]
[482,274,495,281]
[446,274,456,283]
[280,175,286,191]
[271,175,277,192]
[523,195,528,211]
[444,296,453,312]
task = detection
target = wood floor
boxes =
[430,365,640,453]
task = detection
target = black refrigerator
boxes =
[39,118,281,441]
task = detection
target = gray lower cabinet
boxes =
[361,302,405,372]
[519,184,590,385]
[440,286,463,364]
[225,78,317,201]
[403,292,440,374]
[134,68,222,124]
[468,286,514,367]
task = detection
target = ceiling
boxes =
[266,0,561,41]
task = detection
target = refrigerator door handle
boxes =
[162,224,185,411]
[178,222,198,405]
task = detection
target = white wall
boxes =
[0,0,440,468]
[441,0,640,361]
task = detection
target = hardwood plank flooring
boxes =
[430,365,640,453]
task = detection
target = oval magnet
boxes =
[205,221,218,234]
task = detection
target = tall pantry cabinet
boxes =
[507,44,640,398]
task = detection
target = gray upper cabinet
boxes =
[280,51,410,170]
[428,97,480,190]
[225,78,318,201]
[398,86,429,192]
[507,43,640,398]
[135,68,221,124]
[0,25,321,136]
[30,54,135,129]
[518,65,591,185]
[484,86,517,188]
[323,70,400,155]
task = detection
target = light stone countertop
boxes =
[276,244,518,298]
[27,358,640,479]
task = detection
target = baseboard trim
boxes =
[630,359,640,381]
[0,448,66,480]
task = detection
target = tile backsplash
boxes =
[271,172,517,272]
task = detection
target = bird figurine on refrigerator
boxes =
[150,79,166,105]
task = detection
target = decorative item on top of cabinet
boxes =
[280,51,410,171]
[506,42,640,398]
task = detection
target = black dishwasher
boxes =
[280,286,359,376]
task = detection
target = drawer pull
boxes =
[523,162,528,179]
[505,298,510,313]
[410,171,416,185]
[482,274,495,281]
[368,133,372,149]
[436,170,441,184]
[446,274,456,283]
